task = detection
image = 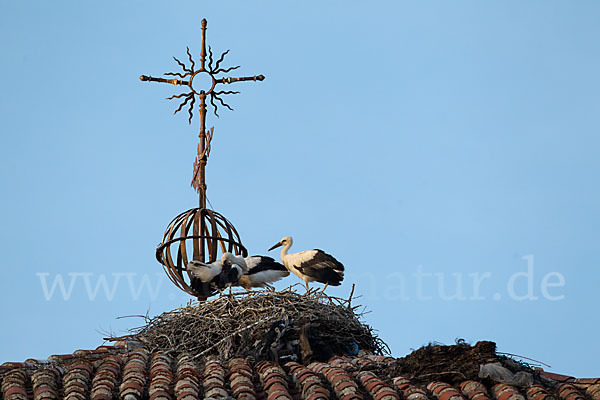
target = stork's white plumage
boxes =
[187,259,222,283]
[240,256,289,289]
[187,252,247,296]
[268,236,344,291]
[225,254,290,289]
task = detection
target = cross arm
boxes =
[140,75,189,86]
[218,75,265,85]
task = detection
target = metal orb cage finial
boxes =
[141,18,263,298]
[156,208,248,295]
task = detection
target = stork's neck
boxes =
[280,240,292,260]
[234,255,248,273]
[224,253,248,274]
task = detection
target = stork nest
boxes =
[106,285,388,363]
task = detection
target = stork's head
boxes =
[268,236,293,251]
[226,265,243,287]
[221,252,248,273]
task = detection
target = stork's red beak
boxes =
[268,241,283,251]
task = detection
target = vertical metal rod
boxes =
[200,19,207,72]
[198,94,207,210]
[198,19,208,211]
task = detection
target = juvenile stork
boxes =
[268,236,344,291]
[223,254,290,289]
[187,252,247,297]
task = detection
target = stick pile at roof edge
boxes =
[106,285,388,363]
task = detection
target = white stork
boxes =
[222,254,290,289]
[268,236,344,291]
[187,252,247,296]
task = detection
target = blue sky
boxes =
[1,1,599,377]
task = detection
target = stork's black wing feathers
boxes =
[246,256,287,275]
[312,250,344,271]
[190,277,218,297]
[296,249,344,286]
[191,258,239,297]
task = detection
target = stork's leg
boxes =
[305,281,310,293]
[319,283,329,294]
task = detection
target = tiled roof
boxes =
[1,342,599,400]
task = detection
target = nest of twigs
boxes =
[107,285,388,364]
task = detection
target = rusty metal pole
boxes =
[198,94,207,210]
[197,19,208,211]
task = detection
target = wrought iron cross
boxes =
[140,19,264,209]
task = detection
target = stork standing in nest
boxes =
[188,252,247,297]
[224,254,290,289]
[268,236,344,292]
